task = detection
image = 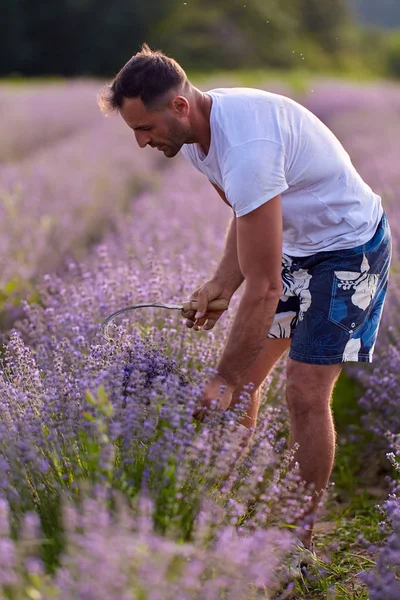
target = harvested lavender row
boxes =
[0,112,165,303]
[0,81,104,163]
[306,80,400,131]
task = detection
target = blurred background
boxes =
[1,0,400,80]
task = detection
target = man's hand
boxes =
[182,279,231,331]
[193,375,235,421]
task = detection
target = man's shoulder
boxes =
[209,87,307,125]
[208,86,283,102]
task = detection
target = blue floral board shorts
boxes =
[267,212,392,364]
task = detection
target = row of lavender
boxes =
[307,81,400,599]
[0,81,311,599]
[0,81,166,320]
[0,82,104,162]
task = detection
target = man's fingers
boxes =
[193,318,206,331]
[186,317,207,330]
[193,397,221,420]
[186,314,221,331]
[183,307,197,329]
[182,309,196,320]
[195,292,209,320]
[193,403,210,421]
[193,408,205,421]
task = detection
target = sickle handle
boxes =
[182,299,229,313]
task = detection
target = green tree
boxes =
[299,0,350,53]
[0,0,357,76]
[151,0,301,70]
[0,0,171,76]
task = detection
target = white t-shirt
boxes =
[180,87,383,257]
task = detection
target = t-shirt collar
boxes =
[197,92,215,164]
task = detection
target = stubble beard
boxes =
[163,122,193,158]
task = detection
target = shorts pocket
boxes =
[328,271,379,334]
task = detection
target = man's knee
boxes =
[286,378,321,417]
[286,359,342,415]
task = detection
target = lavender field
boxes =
[0,78,399,599]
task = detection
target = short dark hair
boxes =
[98,43,189,114]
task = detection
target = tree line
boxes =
[0,0,398,77]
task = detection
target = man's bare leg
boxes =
[227,345,341,549]
[225,338,291,466]
[230,338,291,431]
[285,359,342,549]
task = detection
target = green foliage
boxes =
[0,0,171,76]
[0,0,365,76]
[386,30,400,77]
[341,26,390,75]
[152,0,350,71]
[299,0,350,53]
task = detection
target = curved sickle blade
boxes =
[100,302,182,342]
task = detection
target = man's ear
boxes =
[171,95,190,117]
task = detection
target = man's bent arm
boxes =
[210,183,244,295]
[212,217,245,295]
[217,195,283,388]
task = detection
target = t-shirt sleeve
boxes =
[222,140,289,217]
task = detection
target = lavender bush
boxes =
[0,489,299,600]
[360,441,400,600]
[308,80,400,598]
[0,136,315,597]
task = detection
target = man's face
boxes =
[120,95,191,158]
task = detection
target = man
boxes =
[98,44,391,558]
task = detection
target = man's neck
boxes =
[190,88,212,154]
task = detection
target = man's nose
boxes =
[134,131,151,149]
